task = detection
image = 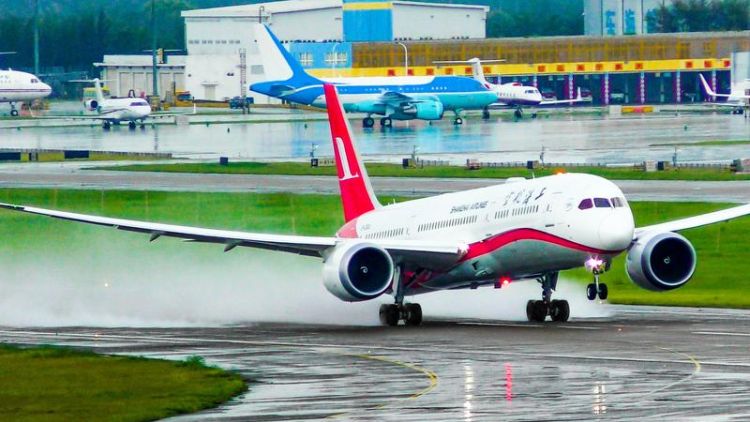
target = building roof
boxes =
[181,0,487,18]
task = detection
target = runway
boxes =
[0,164,749,203]
[2,305,750,420]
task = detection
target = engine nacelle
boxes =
[626,232,696,291]
[402,101,444,120]
[84,99,99,111]
[322,242,394,302]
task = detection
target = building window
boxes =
[299,52,313,67]
[324,52,347,66]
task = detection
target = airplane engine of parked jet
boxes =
[84,99,99,111]
[322,242,394,302]
[396,100,444,121]
[626,232,697,291]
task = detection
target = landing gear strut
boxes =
[482,107,490,120]
[9,102,19,117]
[379,266,423,327]
[514,106,523,120]
[586,271,608,301]
[526,272,570,322]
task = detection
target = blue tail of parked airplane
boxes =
[250,25,323,102]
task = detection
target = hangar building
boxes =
[180,0,488,101]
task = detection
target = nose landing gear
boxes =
[526,272,570,322]
[586,271,608,301]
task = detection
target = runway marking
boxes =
[639,347,702,398]
[693,331,750,337]
[326,353,439,420]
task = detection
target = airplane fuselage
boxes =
[0,70,51,103]
[94,98,152,122]
[337,173,634,294]
[492,83,544,107]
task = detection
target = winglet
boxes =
[324,84,380,222]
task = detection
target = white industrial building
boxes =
[180,0,488,101]
[94,55,186,99]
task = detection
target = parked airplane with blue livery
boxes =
[249,24,497,127]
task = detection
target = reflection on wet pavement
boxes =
[2,112,748,164]
[2,305,750,420]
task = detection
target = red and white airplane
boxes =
[0,69,52,116]
[2,84,750,326]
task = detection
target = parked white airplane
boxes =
[436,58,584,118]
[2,84,750,326]
[77,78,152,129]
[0,69,52,116]
[699,74,750,116]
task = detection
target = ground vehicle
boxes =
[229,96,254,109]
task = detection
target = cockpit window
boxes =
[524,89,535,94]
[30,79,39,83]
[578,199,593,210]
[130,101,148,106]
[611,197,626,208]
[594,198,612,208]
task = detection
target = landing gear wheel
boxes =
[526,300,547,322]
[531,112,538,119]
[128,121,136,130]
[362,117,375,128]
[454,117,463,125]
[598,283,608,300]
[550,300,570,322]
[10,109,18,117]
[514,108,523,119]
[379,304,399,327]
[482,108,490,120]
[140,123,146,129]
[380,117,392,127]
[404,303,422,326]
[103,121,111,130]
[586,283,597,301]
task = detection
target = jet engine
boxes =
[84,99,99,111]
[402,101,444,120]
[322,242,394,302]
[626,232,696,291]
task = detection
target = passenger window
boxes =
[594,198,612,208]
[578,199,593,210]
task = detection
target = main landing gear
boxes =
[102,121,112,130]
[362,116,375,128]
[379,266,423,327]
[482,107,491,120]
[526,272,570,323]
[379,117,392,127]
[9,102,19,117]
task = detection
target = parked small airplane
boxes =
[2,84,749,326]
[250,24,497,127]
[74,78,152,129]
[435,58,584,118]
[699,74,750,116]
[0,69,52,116]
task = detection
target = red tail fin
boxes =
[324,84,380,222]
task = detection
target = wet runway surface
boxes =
[2,306,750,420]
[2,111,748,164]
[1,164,749,203]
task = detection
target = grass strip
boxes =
[0,189,748,308]
[97,161,750,181]
[0,344,246,422]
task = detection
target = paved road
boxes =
[0,165,749,203]
[2,305,750,420]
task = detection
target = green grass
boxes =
[97,161,750,181]
[1,189,749,308]
[651,139,750,147]
[0,344,246,422]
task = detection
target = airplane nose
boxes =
[598,214,634,251]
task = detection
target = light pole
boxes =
[151,0,158,97]
[395,42,408,75]
[330,42,340,76]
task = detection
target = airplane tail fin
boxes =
[93,78,105,103]
[252,24,321,88]
[323,84,380,222]
[468,58,486,83]
[699,74,717,97]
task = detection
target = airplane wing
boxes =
[540,88,585,105]
[0,202,466,267]
[377,91,421,104]
[634,203,750,238]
